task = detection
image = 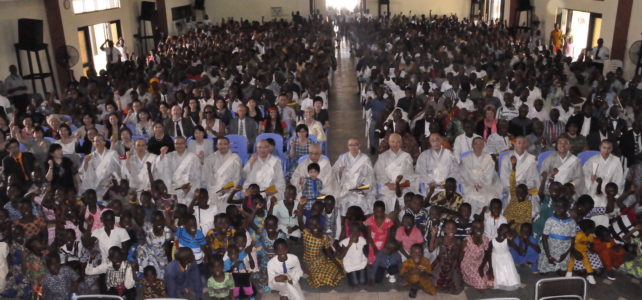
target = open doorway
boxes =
[77,20,122,75]
[326,0,359,11]
[557,9,602,61]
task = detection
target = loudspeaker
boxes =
[18,19,44,49]
[194,0,205,10]
[140,1,156,20]
[379,0,390,4]
[518,0,532,10]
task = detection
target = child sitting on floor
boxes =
[371,239,402,284]
[594,225,625,280]
[140,266,166,299]
[509,222,540,274]
[400,243,436,298]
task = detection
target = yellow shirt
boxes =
[574,231,594,253]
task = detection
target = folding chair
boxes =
[537,150,556,171]
[534,276,586,300]
[225,134,249,164]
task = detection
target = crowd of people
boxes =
[0,9,641,300]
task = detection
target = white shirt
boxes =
[91,227,130,262]
[339,237,368,273]
[195,205,218,234]
[4,74,27,97]
[238,118,247,137]
[453,133,480,161]
[580,116,592,137]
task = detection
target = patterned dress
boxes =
[537,216,576,273]
[431,240,464,294]
[461,235,493,289]
[137,224,171,278]
[302,229,344,287]
[286,137,314,180]
[618,237,642,278]
[207,227,236,257]
[533,195,553,239]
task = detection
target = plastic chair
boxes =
[44,137,56,144]
[19,144,27,152]
[535,276,586,300]
[125,123,135,134]
[578,150,599,165]
[459,150,472,160]
[132,135,147,142]
[60,114,73,123]
[255,133,284,157]
[297,154,329,164]
[497,150,511,176]
[225,134,249,164]
[537,150,556,171]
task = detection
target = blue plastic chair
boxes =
[497,150,511,176]
[578,150,600,165]
[19,144,27,152]
[125,123,135,134]
[255,133,284,157]
[60,114,73,123]
[226,134,249,164]
[460,151,472,160]
[537,150,556,171]
[297,154,329,164]
[132,135,147,141]
[44,137,56,144]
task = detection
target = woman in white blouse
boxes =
[55,124,80,164]
[187,125,214,163]
[298,107,326,142]
[134,109,153,138]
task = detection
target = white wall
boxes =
[204,0,311,23]
[0,0,52,94]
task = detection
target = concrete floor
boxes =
[262,39,642,300]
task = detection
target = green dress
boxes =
[207,273,234,298]
[533,196,553,239]
[619,237,642,278]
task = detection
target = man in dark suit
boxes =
[606,106,628,137]
[163,105,194,138]
[227,105,258,149]
[567,103,599,136]
[413,105,441,142]
[586,118,620,155]
[620,121,642,166]
[2,138,38,187]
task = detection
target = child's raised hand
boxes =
[298,197,307,206]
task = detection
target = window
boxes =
[73,0,120,14]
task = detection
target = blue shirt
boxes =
[164,260,202,298]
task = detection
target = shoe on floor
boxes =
[587,275,596,285]
[388,275,396,283]
[606,271,616,280]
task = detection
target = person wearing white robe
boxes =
[121,139,157,193]
[202,137,242,212]
[332,138,376,215]
[459,137,502,216]
[154,136,202,205]
[290,143,336,197]
[415,133,458,193]
[267,243,304,300]
[79,135,121,201]
[453,121,481,162]
[499,136,540,203]
[243,139,286,198]
[583,140,624,194]
[374,133,415,212]
[540,136,584,195]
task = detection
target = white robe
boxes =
[459,152,502,216]
[243,154,286,197]
[453,133,481,162]
[374,149,415,212]
[79,149,121,201]
[291,156,336,197]
[267,254,304,300]
[540,152,584,194]
[415,148,458,191]
[499,150,540,191]
[202,151,242,212]
[121,152,157,192]
[583,154,624,194]
[332,152,376,215]
[154,151,202,204]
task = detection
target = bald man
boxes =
[415,133,458,191]
[243,139,286,197]
[499,136,540,201]
[154,136,202,204]
[122,138,157,192]
[333,139,375,215]
[290,143,336,197]
[374,133,415,212]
